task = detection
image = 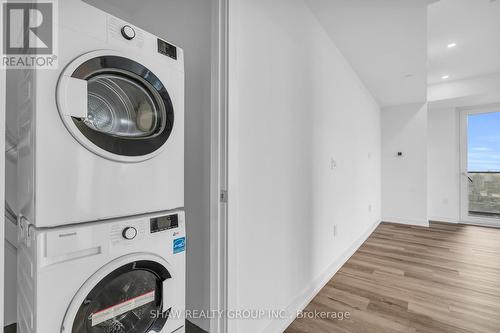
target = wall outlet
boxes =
[368,204,372,212]
[333,224,338,238]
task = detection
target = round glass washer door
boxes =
[67,260,172,333]
[57,53,175,162]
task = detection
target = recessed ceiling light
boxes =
[442,75,450,79]
[447,43,457,48]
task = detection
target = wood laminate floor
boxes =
[285,222,500,333]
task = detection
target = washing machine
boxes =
[17,210,186,333]
[11,0,184,228]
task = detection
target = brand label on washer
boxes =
[173,237,186,254]
[91,290,155,326]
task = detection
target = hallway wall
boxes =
[381,103,429,226]
[228,0,382,332]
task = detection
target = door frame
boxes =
[210,0,229,332]
[459,103,500,227]
[0,48,5,332]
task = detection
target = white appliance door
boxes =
[57,53,175,162]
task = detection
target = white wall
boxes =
[228,0,381,332]
[381,103,429,226]
[84,1,212,330]
[427,107,461,222]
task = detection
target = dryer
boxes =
[17,210,186,333]
[11,0,184,227]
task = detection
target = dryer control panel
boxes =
[157,39,177,60]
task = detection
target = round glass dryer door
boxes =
[70,260,171,333]
[86,74,160,138]
[57,54,175,162]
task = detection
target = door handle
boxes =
[57,75,88,118]
[462,172,473,183]
[162,276,174,313]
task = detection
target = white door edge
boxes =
[210,0,229,332]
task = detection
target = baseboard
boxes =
[259,220,381,333]
[428,217,460,224]
[382,216,429,227]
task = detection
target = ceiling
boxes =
[428,0,500,85]
[306,0,434,108]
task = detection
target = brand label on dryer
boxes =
[173,237,186,254]
[91,290,155,326]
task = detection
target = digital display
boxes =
[157,39,177,60]
[150,214,179,233]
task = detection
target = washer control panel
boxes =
[111,222,146,245]
[122,227,138,240]
[150,213,179,233]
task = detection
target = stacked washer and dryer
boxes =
[6,1,186,332]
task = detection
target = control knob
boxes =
[122,227,137,240]
[121,25,136,40]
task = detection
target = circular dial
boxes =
[121,25,136,40]
[122,227,138,240]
